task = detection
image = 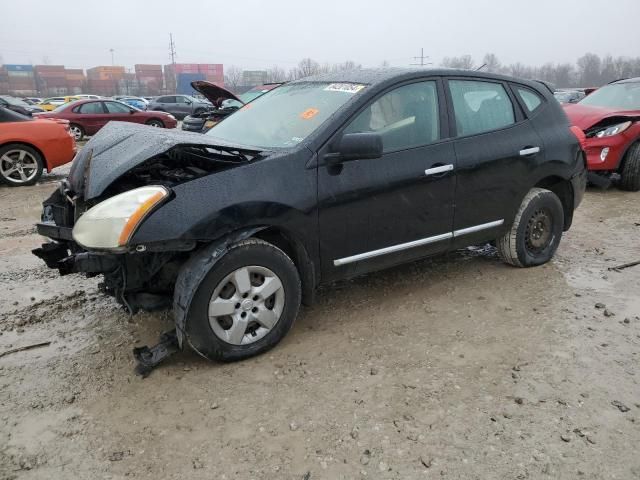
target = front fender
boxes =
[172,227,264,350]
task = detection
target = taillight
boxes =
[570,125,587,149]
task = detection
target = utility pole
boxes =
[169,33,177,94]
[411,48,431,67]
[110,48,115,66]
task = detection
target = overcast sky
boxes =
[2,0,639,71]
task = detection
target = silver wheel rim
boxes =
[0,149,39,184]
[208,265,285,345]
[149,121,161,127]
[70,125,82,140]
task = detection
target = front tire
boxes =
[0,144,44,186]
[619,143,640,192]
[183,239,302,362]
[146,119,164,128]
[496,188,564,267]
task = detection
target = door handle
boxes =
[424,164,454,176]
[519,146,541,156]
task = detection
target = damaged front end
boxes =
[33,121,265,314]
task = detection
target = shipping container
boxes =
[34,65,65,73]
[176,73,205,95]
[7,70,34,78]
[4,64,33,72]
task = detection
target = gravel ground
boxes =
[0,167,638,479]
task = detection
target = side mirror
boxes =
[325,132,383,165]
[129,109,136,114]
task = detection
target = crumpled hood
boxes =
[563,103,640,129]
[191,81,242,108]
[68,121,257,200]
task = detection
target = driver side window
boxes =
[344,81,440,153]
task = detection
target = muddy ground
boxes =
[0,165,638,480]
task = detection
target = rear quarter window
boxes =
[515,86,544,113]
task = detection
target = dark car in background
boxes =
[554,90,586,104]
[34,98,177,140]
[564,77,640,191]
[34,68,586,364]
[147,94,212,119]
[182,82,282,133]
[0,95,45,115]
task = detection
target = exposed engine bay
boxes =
[102,144,262,196]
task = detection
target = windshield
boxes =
[206,82,365,148]
[579,82,640,110]
[1,96,30,107]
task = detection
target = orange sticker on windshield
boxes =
[300,108,319,120]
[240,103,252,110]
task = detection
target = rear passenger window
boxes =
[344,81,440,153]
[78,102,104,114]
[448,80,515,136]
[516,87,543,113]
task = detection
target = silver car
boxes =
[147,95,211,119]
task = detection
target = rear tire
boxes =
[0,144,44,187]
[69,123,84,141]
[183,238,302,362]
[619,143,640,192]
[496,188,564,267]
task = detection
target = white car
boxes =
[74,94,102,100]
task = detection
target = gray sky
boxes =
[2,0,639,70]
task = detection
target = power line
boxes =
[169,33,177,94]
[410,48,432,67]
[169,33,176,66]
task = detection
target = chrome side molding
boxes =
[333,219,504,266]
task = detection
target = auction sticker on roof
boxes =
[324,83,366,94]
[300,108,319,120]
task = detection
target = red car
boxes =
[0,107,76,186]
[34,99,177,141]
[564,77,640,191]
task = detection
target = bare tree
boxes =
[265,65,287,83]
[441,55,475,69]
[224,65,243,92]
[292,58,320,79]
[577,53,602,86]
[482,53,502,73]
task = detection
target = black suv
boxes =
[34,69,586,363]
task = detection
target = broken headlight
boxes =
[72,186,169,250]
[594,121,632,138]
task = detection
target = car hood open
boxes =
[68,121,260,200]
[190,81,243,108]
[564,103,640,130]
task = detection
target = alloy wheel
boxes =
[69,125,83,140]
[208,266,285,345]
[0,149,39,184]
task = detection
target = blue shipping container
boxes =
[176,73,205,95]
[4,64,34,72]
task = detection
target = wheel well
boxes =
[0,141,48,171]
[534,176,574,231]
[146,118,164,126]
[253,227,316,306]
